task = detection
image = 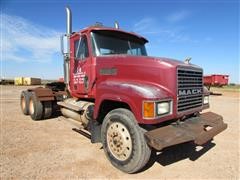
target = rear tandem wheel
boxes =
[20,91,31,115]
[28,92,53,120]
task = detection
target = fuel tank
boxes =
[60,98,94,127]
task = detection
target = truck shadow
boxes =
[52,111,63,118]
[37,111,62,121]
[140,141,215,173]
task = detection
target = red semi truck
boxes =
[20,7,227,173]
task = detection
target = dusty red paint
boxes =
[68,27,205,124]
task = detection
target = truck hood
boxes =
[95,55,202,98]
[150,56,201,69]
[95,55,204,123]
[96,55,201,69]
[96,55,201,71]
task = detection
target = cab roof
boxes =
[72,25,148,43]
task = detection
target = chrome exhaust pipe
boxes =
[63,6,72,86]
[66,6,72,35]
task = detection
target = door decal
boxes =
[73,67,86,85]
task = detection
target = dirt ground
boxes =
[1,85,239,179]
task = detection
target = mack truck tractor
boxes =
[20,7,227,173]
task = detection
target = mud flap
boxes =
[144,112,227,151]
[88,119,102,143]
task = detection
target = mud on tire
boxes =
[101,108,151,173]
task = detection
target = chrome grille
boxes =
[177,68,203,112]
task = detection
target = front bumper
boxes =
[144,112,227,150]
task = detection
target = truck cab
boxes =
[68,26,148,98]
[20,7,227,173]
[68,26,209,125]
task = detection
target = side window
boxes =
[74,36,89,60]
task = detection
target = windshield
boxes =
[91,30,147,56]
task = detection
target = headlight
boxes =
[143,100,172,119]
[204,96,209,104]
[157,101,171,115]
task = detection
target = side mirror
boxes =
[60,35,68,55]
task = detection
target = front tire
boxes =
[101,108,151,173]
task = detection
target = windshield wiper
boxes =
[128,41,133,55]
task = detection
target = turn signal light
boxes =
[143,102,155,118]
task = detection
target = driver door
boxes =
[71,34,91,95]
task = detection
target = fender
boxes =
[94,80,173,124]
[28,87,55,101]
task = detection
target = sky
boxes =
[0,0,239,83]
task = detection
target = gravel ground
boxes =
[1,85,239,179]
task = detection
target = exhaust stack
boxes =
[66,6,72,35]
[63,6,72,86]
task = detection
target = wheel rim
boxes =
[107,122,132,161]
[29,99,34,115]
[21,96,25,111]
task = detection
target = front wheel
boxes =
[101,108,151,173]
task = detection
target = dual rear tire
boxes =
[20,91,52,120]
[20,91,30,115]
